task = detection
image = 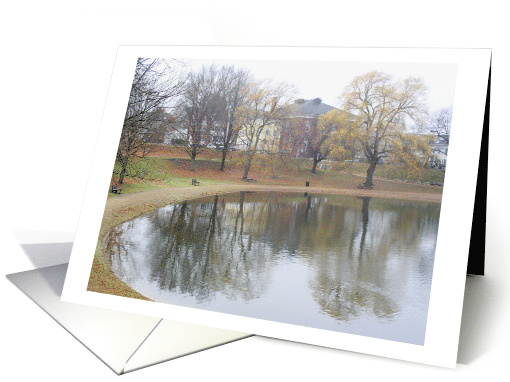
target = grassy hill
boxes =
[110,145,445,196]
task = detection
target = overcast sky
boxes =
[178,58,457,113]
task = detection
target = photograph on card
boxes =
[86,56,457,346]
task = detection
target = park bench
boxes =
[111,184,123,194]
[244,178,257,182]
[357,183,373,190]
[192,179,200,186]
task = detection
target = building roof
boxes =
[288,98,336,116]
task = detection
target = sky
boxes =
[177,58,458,113]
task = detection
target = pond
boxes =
[105,191,440,345]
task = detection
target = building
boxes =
[429,134,449,169]
[279,98,337,157]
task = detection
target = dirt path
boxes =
[104,183,441,228]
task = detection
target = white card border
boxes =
[62,46,491,368]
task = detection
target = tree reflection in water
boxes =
[310,197,399,323]
[105,191,439,341]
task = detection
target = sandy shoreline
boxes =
[87,184,442,299]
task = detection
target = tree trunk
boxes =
[118,162,128,184]
[220,147,228,172]
[242,130,263,180]
[272,156,278,179]
[311,155,319,174]
[242,152,255,180]
[190,154,196,172]
[364,161,377,187]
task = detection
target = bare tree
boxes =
[174,65,218,172]
[214,66,251,171]
[428,107,452,156]
[116,58,187,184]
[172,65,252,172]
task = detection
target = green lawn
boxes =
[110,156,236,196]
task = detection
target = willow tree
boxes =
[335,71,430,188]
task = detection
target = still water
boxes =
[105,192,440,344]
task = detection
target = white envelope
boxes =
[6,234,250,375]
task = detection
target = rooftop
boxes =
[288,98,336,116]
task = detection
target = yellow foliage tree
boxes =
[307,109,345,173]
[237,80,296,180]
[331,71,430,188]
